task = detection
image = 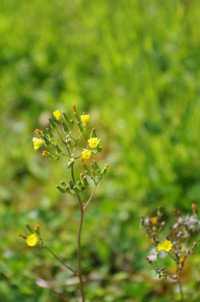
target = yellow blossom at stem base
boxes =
[81,114,90,126]
[32,137,44,150]
[26,233,39,247]
[53,110,62,121]
[88,137,100,149]
[157,240,173,252]
[81,149,92,161]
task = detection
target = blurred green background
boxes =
[1,0,200,301]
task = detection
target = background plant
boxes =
[1,0,200,301]
[142,205,200,301]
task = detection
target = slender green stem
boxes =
[43,245,76,274]
[174,254,184,302]
[177,279,184,302]
[77,198,85,302]
[55,127,67,154]
[71,163,85,302]
[83,183,98,211]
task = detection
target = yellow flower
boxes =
[150,216,158,225]
[81,149,92,161]
[157,240,173,252]
[88,137,100,149]
[32,137,44,150]
[53,110,62,121]
[26,233,39,247]
[81,114,90,126]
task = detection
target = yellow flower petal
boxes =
[32,137,44,150]
[26,233,39,247]
[53,110,62,121]
[81,114,90,126]
[88,137,100,149]
[81,149,92,161]
[157,240,173,252]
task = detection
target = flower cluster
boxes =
[142,205,200,282]
[32,107,107,195]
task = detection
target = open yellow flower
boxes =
[81,149,92,161]
[88,137,100,149]
[53,110,62,121]
[81,114,90,126]
[26,233,39,247]
[157,240,173,252]
[32,137,44,150]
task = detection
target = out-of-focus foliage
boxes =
[1,0,200,301]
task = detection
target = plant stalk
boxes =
[77,201,85,302]
[44,245,75,274]
[71,162,85,302]
[177,279,184,302]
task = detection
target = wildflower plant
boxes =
[142,205,200,301]
[23,106,108,301]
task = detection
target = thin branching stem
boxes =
[177,279,184,302]
[71,163,85,302]
[83,184,98,211]
[43,245,76,274]
[77,196,85,302]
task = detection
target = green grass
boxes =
[1,0,200,300]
